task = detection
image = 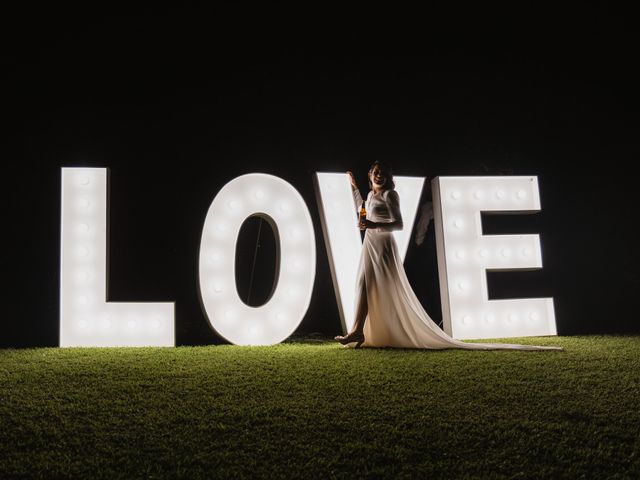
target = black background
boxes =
[3,4,639,347]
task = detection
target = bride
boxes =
[334,162,562,351]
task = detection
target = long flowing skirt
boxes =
[353,230,561,351]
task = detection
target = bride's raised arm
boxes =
[347,171,364,214]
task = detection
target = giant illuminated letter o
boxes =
[198,174,316,345]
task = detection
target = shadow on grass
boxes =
[283,332,335,344]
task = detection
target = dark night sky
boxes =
[3,5,639,346]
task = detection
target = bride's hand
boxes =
[346,171,357,190]
[360,219,376,230]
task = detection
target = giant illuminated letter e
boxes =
[432,176,557,340]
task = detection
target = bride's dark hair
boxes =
[368,161,396,190]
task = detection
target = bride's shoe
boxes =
[334,332,365,348]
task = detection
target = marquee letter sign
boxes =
[60,168,175,347]
[198,174,316,345]
[59,168,557,347]
[315,173,425,334]
[432,176,556,340]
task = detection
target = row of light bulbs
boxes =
[74,316,166,332]
[448,188,529,201]
[449,246,534,261]
[458,310,542,327]
[72,179,99,325]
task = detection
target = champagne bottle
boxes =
[359,201,366,228]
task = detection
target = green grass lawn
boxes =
[1,336,638,479]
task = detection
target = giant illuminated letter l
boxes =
[60,168,175,347]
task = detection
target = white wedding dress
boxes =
[350,188,562,351]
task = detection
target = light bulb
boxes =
[127,320,137,329]
[453,219,463,229]
[455,250,465,259]
[450,190,461,200]
[529,312,540,322]
[462,316,472,325]
[517,190,526,199]
[474,190,484,200]
[457,282,466,291]
[485,314,496,324]
[501,248,511,258]
[495,190,505,200]
[508,314,518,323]
[78,223,90,233]
[288,227,301,240]
[79,177,90,186]
[522,247,531,257]
[279,201,290,213]
[255,189,265,200]
[151,319,161,329]
[213,283,224,294]
[226,200,240,212]
[478,249,488,258]
[78,319,88,329]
